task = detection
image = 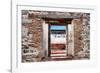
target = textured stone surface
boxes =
[22,16,43,62]
[21,10,90,62]
[72,18,83,54]
[72,13,90,58]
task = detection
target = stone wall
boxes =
[22,13,44,62]
[21,10,90,62]
[72,13,90,58]
[72,18,83,55]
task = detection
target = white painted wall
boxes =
[17,0,98,6]
[51,34,66,44]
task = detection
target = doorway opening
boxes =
[42,18,72,60]
[49,25,68,59]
